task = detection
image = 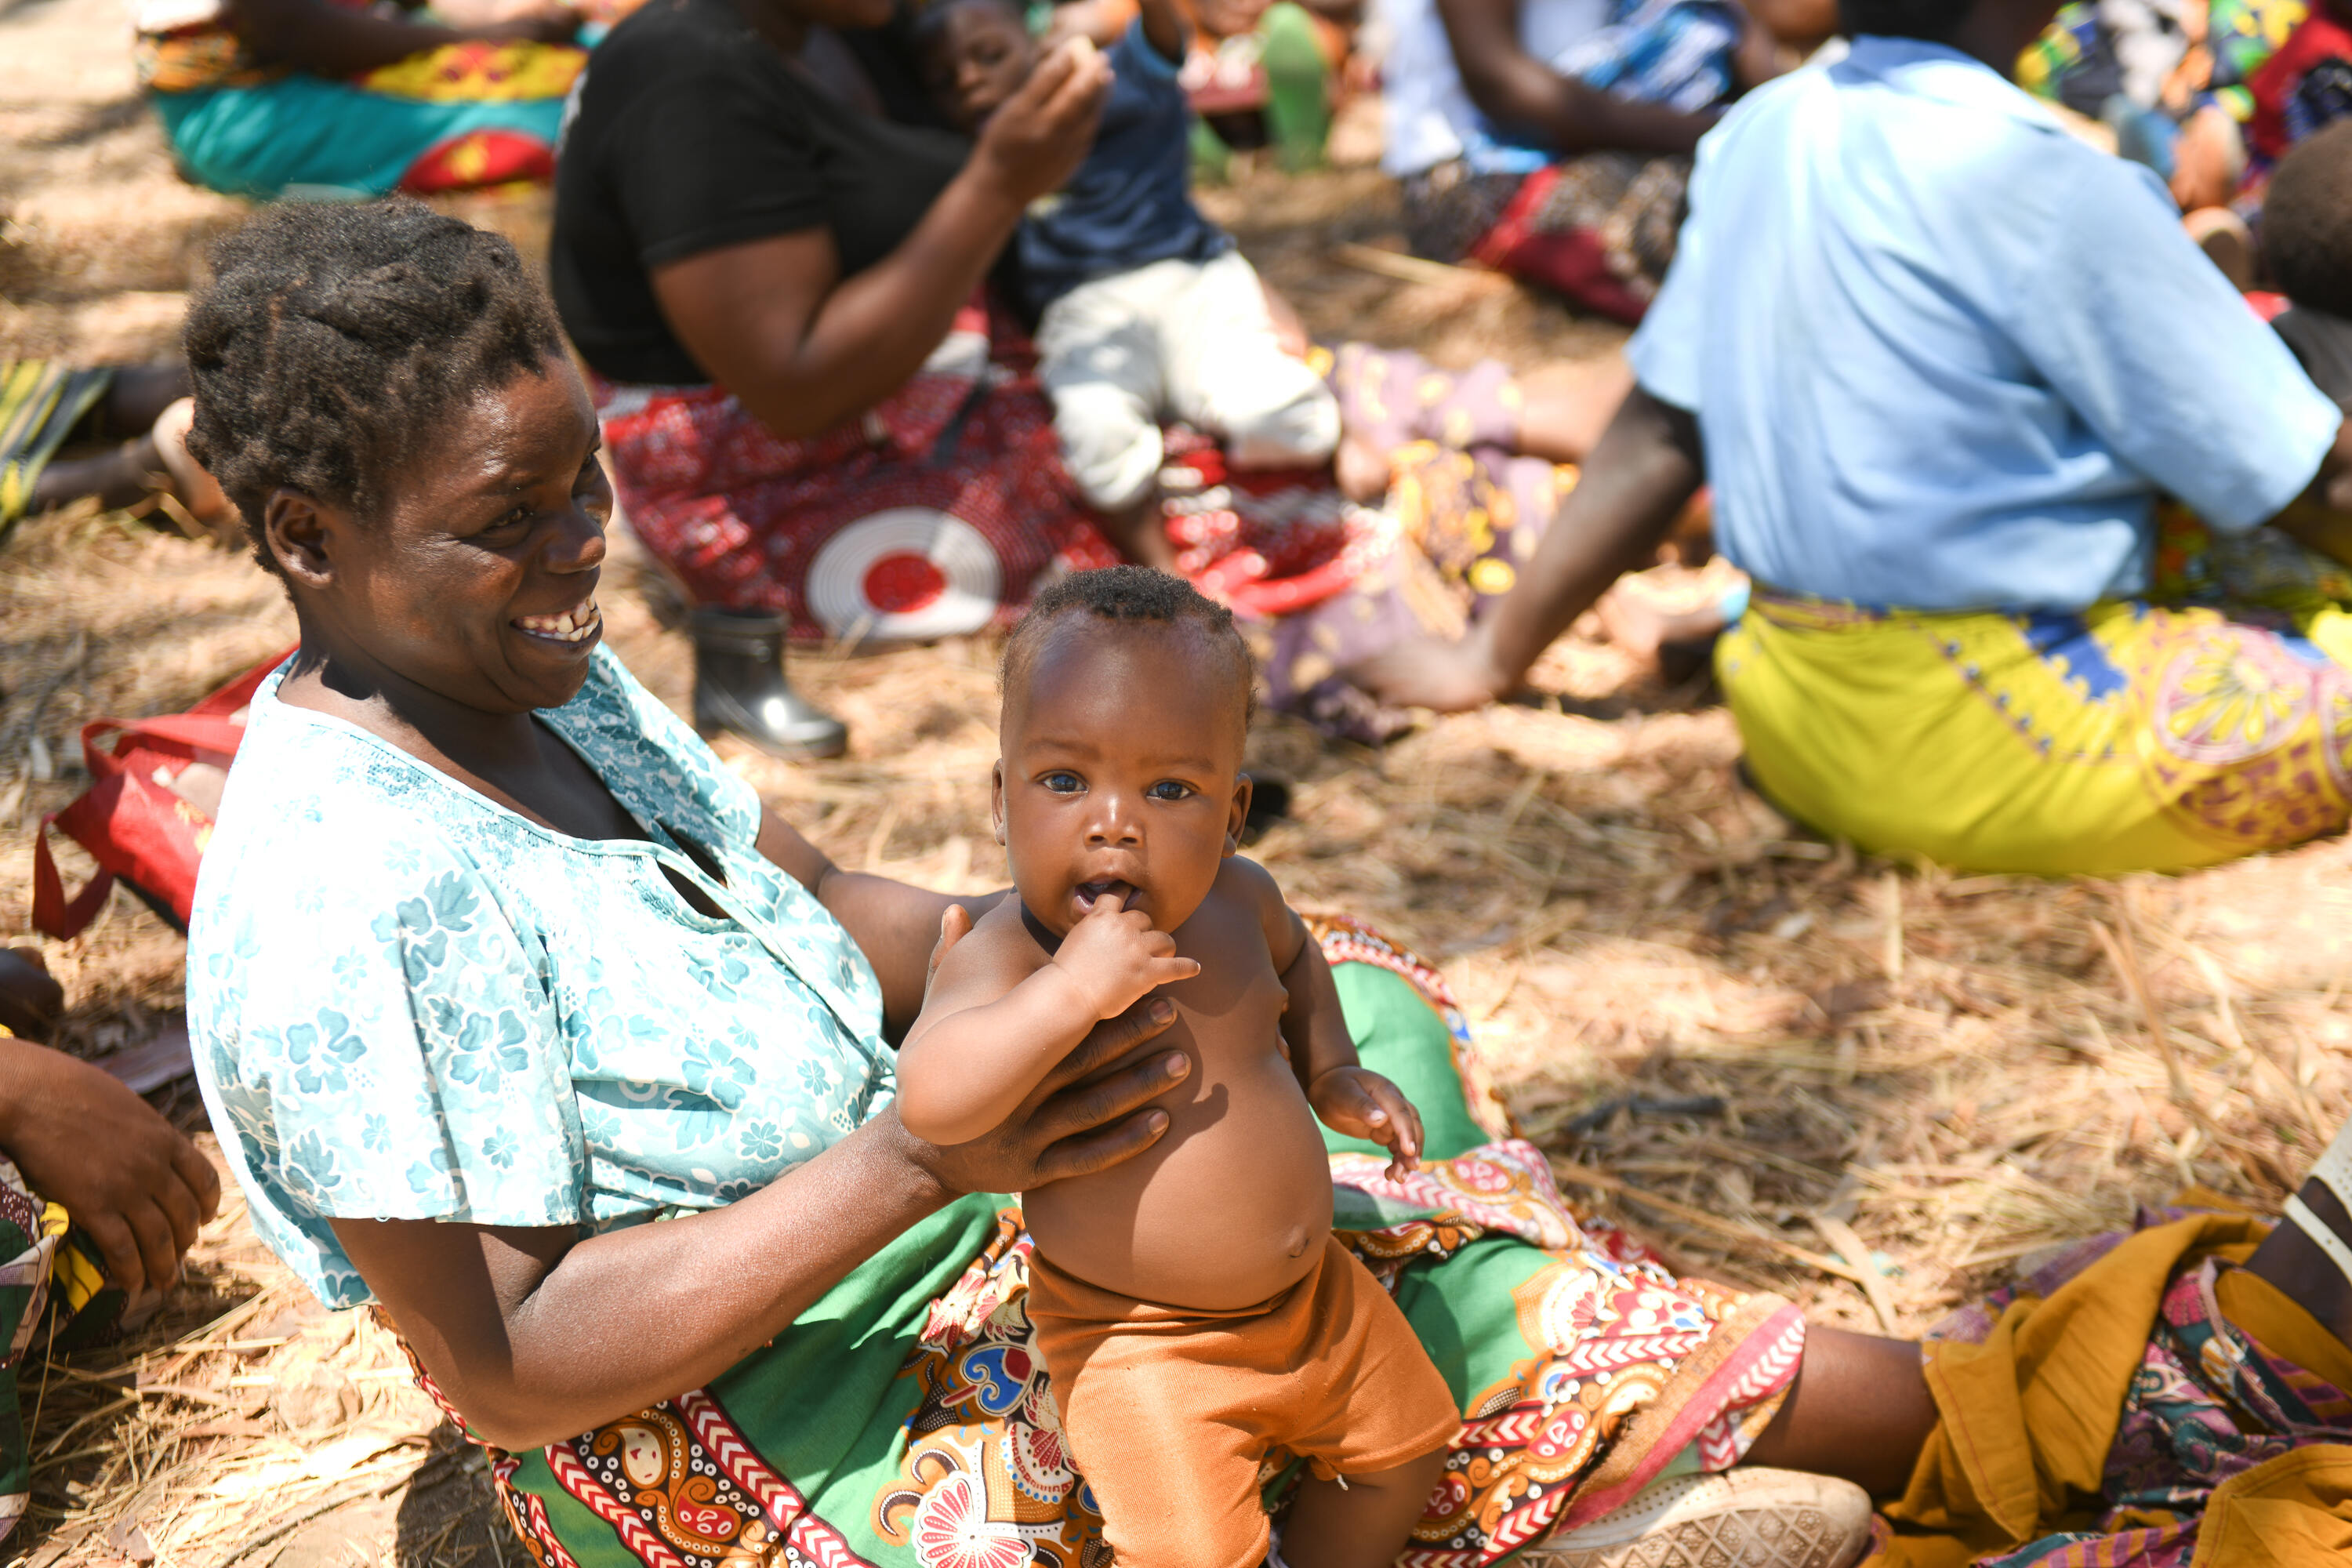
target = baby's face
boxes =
[994,619,1250,938]
[919,1,1038,134]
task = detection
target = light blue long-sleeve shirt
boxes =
[1626,36,2342,613]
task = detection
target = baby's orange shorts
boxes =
[1026,1235,1463,1568]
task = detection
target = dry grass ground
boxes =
[5,3,2352,1564]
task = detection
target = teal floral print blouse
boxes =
[187,648,895,1308]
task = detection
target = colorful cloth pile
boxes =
[136,0,589,198]
[405,924,1808,1568]
[1867,1205,2352,1566]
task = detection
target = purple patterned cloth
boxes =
[1909,1211,2352,1567]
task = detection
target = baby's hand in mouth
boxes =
[1052,889,1201,1018]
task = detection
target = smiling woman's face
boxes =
[273,352,615,717]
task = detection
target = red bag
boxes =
[32,651,292,940]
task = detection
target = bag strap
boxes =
[80,713,249,775]
[32,815,114,942]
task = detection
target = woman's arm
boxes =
[753,808,1006,1039]
[336,985,1189,1451]
[1433,0,1718,158]
[651,43,1111,441]
[2276,416,2352,564]
[1348,385,1704,711]
[227,0,573,75]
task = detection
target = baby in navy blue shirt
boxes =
[916,0,1341,569]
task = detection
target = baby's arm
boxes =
[897,897,1199,1146]
[1135,0,1186,64]
[1233,861,1427,1178]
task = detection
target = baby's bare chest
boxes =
[1159,897,1290,1066]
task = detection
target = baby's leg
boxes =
[1162,252,1340,474]
[1037,266,1180,571]
[1279,1444,1449,1568]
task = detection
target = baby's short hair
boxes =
[1001,567,1257,742]
[2266,122,2352,319]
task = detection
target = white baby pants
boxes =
[1035,249,1341,512]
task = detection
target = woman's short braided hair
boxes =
[182,198,568,575]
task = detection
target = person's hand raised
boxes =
[971,35,1113,208]
[0,1039,222,1299]
[902,903,1190,1196]
[1051,891,1200,1019]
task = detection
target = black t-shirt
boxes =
[550,0,970,385]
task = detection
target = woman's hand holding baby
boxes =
[971,35,1113,206]
[1051,894,1202,1019]
[1308,1066,1425,1181]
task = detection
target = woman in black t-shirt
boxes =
[549,0,1109,757]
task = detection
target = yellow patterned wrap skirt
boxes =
[1720,518,2352,874]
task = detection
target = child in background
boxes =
[916,0,1341,572]
[2016,0,2299,225]
[895,567,1458,1568]
[2260,121,2352,404]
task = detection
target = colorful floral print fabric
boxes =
[187,648,894,1308]
[1864,1212,2352,1566]
[448,940,1806,1568]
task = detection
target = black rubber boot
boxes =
[689,608,849,760]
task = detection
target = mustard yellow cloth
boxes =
[1868,1214,2352,1566]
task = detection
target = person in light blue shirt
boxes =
[1353,0,2352,873]
[1627,32,2339,612]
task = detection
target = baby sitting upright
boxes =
[914,0,1341,572]
[897,567,1460,1568]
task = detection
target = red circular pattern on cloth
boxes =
[863,553,948,616]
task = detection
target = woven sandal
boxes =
[1517,1468,1872,1568]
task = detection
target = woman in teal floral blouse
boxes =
[178,200,1990,1568]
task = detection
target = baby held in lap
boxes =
[898,568,1458,1568]
[914,0,1341,573]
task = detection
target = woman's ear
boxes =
[263,488,337,588]
[990,760,1008,846]
[1223,773,1253,856]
